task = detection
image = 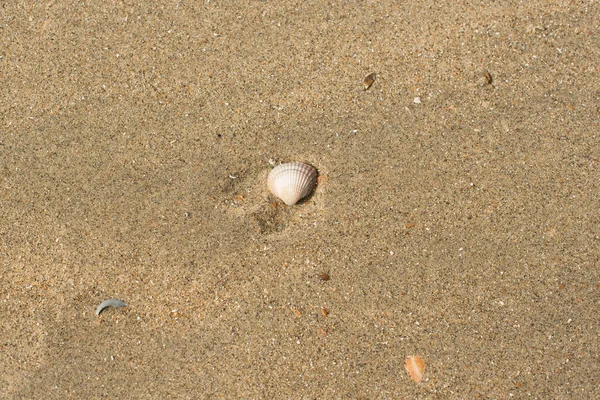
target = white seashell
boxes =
[267,162,317,205]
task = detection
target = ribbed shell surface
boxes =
[267,162,317,205]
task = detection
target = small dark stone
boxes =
[319,273,331,281]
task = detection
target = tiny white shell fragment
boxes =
[267,162,317,205]
[96,299,128,315]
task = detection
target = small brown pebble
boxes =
[363,72,376,90]
[483,71,493,84]
[294,309,302,317]
[477,71,493,85]
[405,355,425,383]
[321,308,329,317]
[319,273,330,281]
[317,175,329,186]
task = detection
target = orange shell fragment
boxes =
[405,355,425,383]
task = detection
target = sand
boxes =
[1,1,599,398]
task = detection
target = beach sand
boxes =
[1,1,599,398]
